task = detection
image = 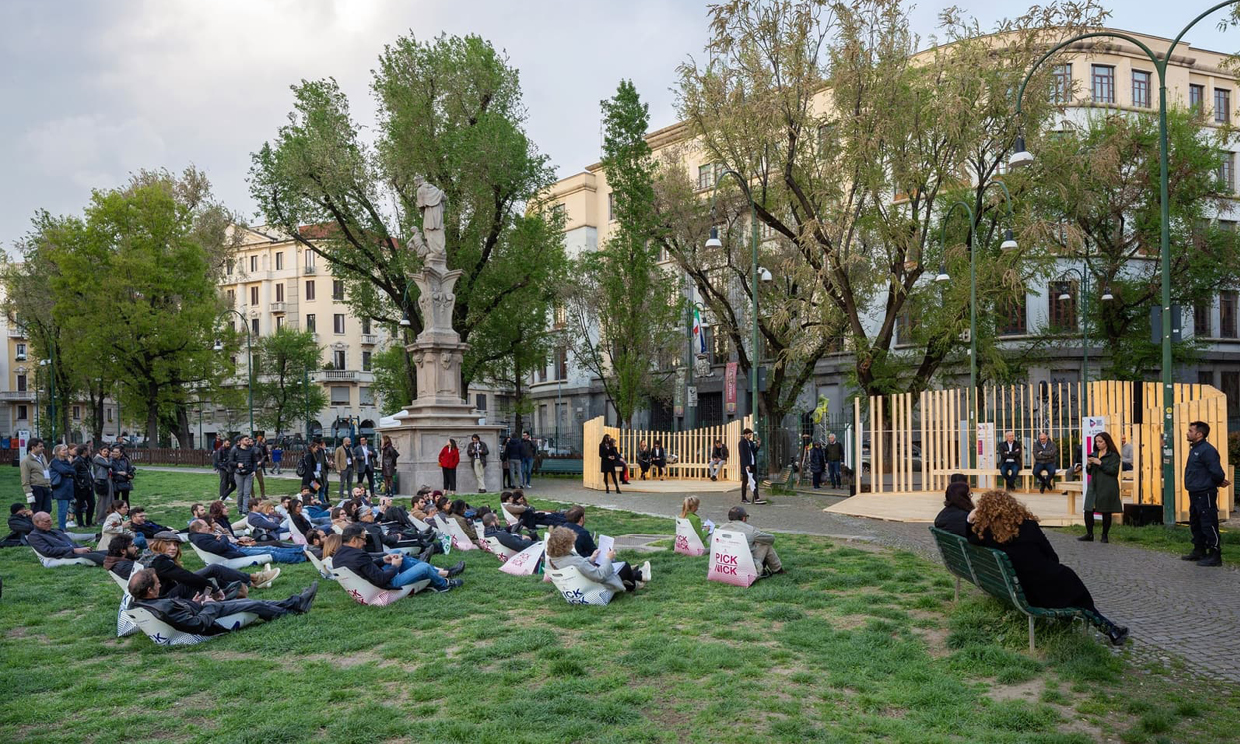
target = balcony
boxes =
[1,391,34,401]
[270,301,286,313]
[8,327,25,338]
[361,334,378,345]
[318,369,358,382]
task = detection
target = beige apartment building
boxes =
[539,29,1240,432]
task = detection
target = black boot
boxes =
[1197,548,1223,567]
[1181,547,1205,561]
[1077,510,1093,541]
[1106,622,1129,646]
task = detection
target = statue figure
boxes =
[415,176,447,260]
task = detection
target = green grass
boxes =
[2,469,1238,743]
[1058,521,1240,566]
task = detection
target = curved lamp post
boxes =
[214,309,254,437]
[1010,1,1239,525]
[932,180,1020,465]
[1056,267,1115,412]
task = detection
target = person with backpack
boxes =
[71,444,95,528]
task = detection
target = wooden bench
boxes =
[1059,472,1136,516]
[937,467,1066,492]
[929,527,1087,652]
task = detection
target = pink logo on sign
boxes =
[707,531,758,587]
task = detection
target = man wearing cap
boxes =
[27,511,105,565]
[127,567,317,636]
[720,505,784,578]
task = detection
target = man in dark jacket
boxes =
[2,503,34,547]
[1183,421,1231,567]
[187,520,307,564]
[562,506,596,558]
[212,439,236,501]
[333,524,460,592]
[824,434,845,489]
[353,437,377,496]
[739,429,764,504]
[300,439,328,504]
[467,434,489,493]
[998,431,1022,491]
[231,436,260,513]
[1031,433,1059,494]
[253,434,269,499]
[520,432,537,489]
[27,511,104,564]
[128,567,316,635]
[708,439,730,481]
[129,507,175,540]
[808,441,826,489]
[504,436,525,494]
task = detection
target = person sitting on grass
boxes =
[481,512,536,553]
[290,499,332,534]
[720,506,784,578]
[445,499,482,547]
[331,524,463,594]
[187,519,307,564]
[28,511,105,565]
[934,482,973,538]
[2,503,34,547]
[206,501,241,539]
[127,567,317,636]
[128,507,175,542]
[544,525,649,594]
[680,496,710,544]
[103,533,142,579]
[329,507,351,535]
[967,489,1129,646]
[318,532,342,562]
[100,500,146,552]
[188,503,208,527]
[245,500,287,542]
[560,506,596,558]
[354,509,434,556]
[145,532,279,597]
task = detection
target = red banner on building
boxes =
[725,362,737,414]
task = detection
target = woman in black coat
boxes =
[650,439,668,480]
[968,490,1128,646]
[933,482,973,537]
[599,434,622,494]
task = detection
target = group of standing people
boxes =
[294,435,399,506]
[805,433,845,489]
[20,437,135,530]
[501,432,537,491]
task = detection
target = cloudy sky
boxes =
[3,0,1240,248]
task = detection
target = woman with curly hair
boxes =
[968,490,1128,646]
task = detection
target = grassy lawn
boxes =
[1059,521,1240,567]
[1,469,1238,743]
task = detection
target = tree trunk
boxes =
[145,381,160,445]
[171,404,192,449]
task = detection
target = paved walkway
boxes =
[523,477,1240,683]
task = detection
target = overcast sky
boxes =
[4,0,1240,248]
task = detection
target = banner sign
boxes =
[1083,416,1108,497]
[725,362,738,414]
[674,368,686,417]
[976,422,995,488]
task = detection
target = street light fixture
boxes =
[1011,1,1240,525]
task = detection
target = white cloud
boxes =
[22,114,166,190]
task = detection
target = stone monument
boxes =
[378,178,503,495]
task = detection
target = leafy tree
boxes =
[371,344,416,416]
[565,80,683,427]
[250,33,566,399]
[1024,107,1240,379]
[252,327,327,435]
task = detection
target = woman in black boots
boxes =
[1081,432,1122,543]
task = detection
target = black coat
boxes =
[651,446,667,467]
[739,438,759,469]
[997,440,1023,468]
[332,544,398,589]
[968,519,1092,610]
[598,442,619,473]
[933,505,970,537]
[824,440,845,462]
[188,532,246,560]
[809,446,826,473]
[565,522,596,558]
[2,513,33,547]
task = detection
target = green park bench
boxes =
[535,458,583,476]
[929,527,1087,652]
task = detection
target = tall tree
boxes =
[566,80,683,427]
[371,344,417,416]
[250,33,566,400]
[252,327,328,435]
[659,0,1106,430]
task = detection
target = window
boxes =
[359,387,374,406]
[275,252,284,270]
[226,259,234,275]
[330,386,350,405]
[332,280,344,300]
[557,347,568,380]
[553,305,567,329]
[476,393,487,410]
[1091,65,1115,104]
[1132,70,1151,108]
[251,318,259,336]
[1216,88,1231,123]
[249,255,258,272]
[1195,301,1212,337]
[998,294,1028,336]
[697,162,722,190]
[275,315,284,330]
[1221,291,1237,338]
[361,318,371,334]
[333,349,346,369]
[226,289,235,307]
[1223,371,1240,418]
[17,405,27,420]
[1051,63,1072,103]
[361,351,372,371]
[895,308,918,345]
[538,363,547,383]
[304,251,315,270]
[14,342,25,361]
[1190,84,1205,111]
[1049,281,1077,331]
[72,405,80,420]
[305,314,316,333]
[333,314,345,334]
[106,407,112,423]
[275,283,284,302]
[608,192,615,222]
[16,374,26,392]
[250,286,259,306]
[305,280,315,301]
[1222,152,1235,192]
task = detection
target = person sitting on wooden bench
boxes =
[128,567,317,635]
[1031,432,1058,494]
[997,431,1022,491]
[967,490,1128,646]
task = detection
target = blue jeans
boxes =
[1031,462,1057,487]
[521,458,534,486]
[508,460,522,489]
[238,545,306,564]
[998,462,1020,489]
[826,461,842,487]
[56,498,73,529]
[389,555,447,589]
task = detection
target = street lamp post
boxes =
[1055,267,1115,414]
[704,168,764,474]
[933,181,1019,466]
[215,309,254,437]
[1010,1,1239,525]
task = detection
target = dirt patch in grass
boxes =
[985,677,1045,703]
[909,624,951,658]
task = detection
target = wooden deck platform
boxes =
[824,491,1086,527]
[588,478,738,494]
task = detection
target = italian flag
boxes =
[692,307,706,353]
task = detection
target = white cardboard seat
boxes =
[329,563,430,606]
[189,542,272,570]
[30,546,94,567]
[674,518,707,557]
[498,540,545,576]
[286,519,308,546]
[304,548,334,580]
[707,530,759,587]
[123,606,260,646]
[545,564,615,606]
[502,507,520,527]
[484,536,520,561]
[434,514,477,551]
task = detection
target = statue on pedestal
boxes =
[415,176,447,263]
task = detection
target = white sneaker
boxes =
[66,520,77,529]
[640,561,652,583]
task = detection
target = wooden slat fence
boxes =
[582,416,749,490]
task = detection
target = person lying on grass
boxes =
[544,525,650,594]
[187,519,307,564]
[128,567,317,636]
[967,489,1129,646]
[245,500,288,542]
[355,508,439,557]
[720,506,784,578]
[27,511,105,565]
[481,512,536,553]
[332,524,463,594]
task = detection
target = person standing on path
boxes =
[1182,420,1230,567]
[271,443,283,475]
[253,434,269,499]
[739,428,764,505]
[808,440,826,489]
[354,436,377,496]
[824,433,844,489]
[505,435,525,492]
[466,434,487,494]
[439,438,460,495]
[334,437,354,498]
[1080,432,1121,543]
[520,432,536,489]
[93,444,116,523]
[231,435,259,514]
[381,436,399,496]
[599,434,622,494]
[212,438,236,501]
[20,437,52,515]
